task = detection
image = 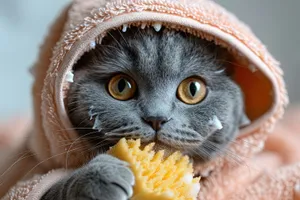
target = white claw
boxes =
[208,115,223,130]
[66,71,74,83]
[130,176,135,186]
[141,22,147,29]
[128,186,134,198]
[152,22,162,32]
[294,183,300,192]
[249,64,257,72]
[183,174,193,183]
[122,24,128,32]
[90,41,96,49]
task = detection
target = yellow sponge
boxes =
[108,138,201,200]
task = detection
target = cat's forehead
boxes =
[85,28,224,82]
[120,29,220,79]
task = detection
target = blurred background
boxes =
[0,0,299,118]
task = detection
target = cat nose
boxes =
[143,117,170,131]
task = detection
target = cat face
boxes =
[67,27,249,163]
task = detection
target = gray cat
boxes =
[41,27,249,200]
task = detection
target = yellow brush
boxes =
[108,138,201,200]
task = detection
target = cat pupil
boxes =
[189,82,200,97]
[118,79,127,93]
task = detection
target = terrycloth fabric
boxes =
[1,0,299,199]
[2,110,300,200]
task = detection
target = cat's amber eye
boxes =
[108,74,137,101]
[177,77,207,105]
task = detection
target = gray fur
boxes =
[41,154,134,200]
[42,27,249,199]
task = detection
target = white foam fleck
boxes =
[141,22,147,29]
[92,115,101,131]
[66,71,74,83]
[249,64,257,72]
[295,183,300,192]
[208,115,223,130]
[215,68,225,74]
[88,106,96,120]
[152,22,162,32]
[122,24,128,32]
[90,41,96,49]
[183,174,193,183]
[257,141,265,150]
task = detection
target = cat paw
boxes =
[68,154,134,200]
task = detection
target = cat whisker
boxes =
[91,138,115,150]
[56,127,94,132]
[204,140,246,166]
[67,106,89,114]
[66,99,90,107]
[117,29,129,46]
[55,134,113,149]
[97,44,120,51]
[210,132,259,150]
[174,129,203,140]
[0,151,37,185]
[18,144,92,184]
[107,31,123,48]
[189,148,207,162]
[66,139,113,166]
[65,130,104,169]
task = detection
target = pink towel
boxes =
[1,0,299,199]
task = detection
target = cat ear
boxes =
[239,113,250,128]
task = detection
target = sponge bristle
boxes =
[108,138,201,200]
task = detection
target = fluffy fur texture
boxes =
[41,27,250,200]
[67,27,249,163]
[41,154,135,200]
